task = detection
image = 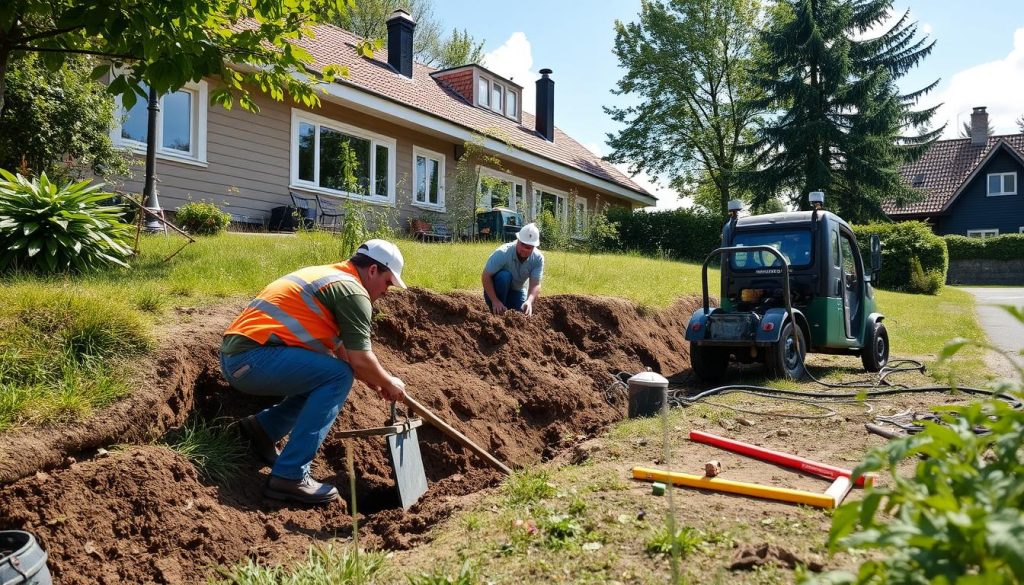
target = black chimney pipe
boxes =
[386,10,415,78]
[535,68,554,142]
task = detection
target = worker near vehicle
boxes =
[219,240,408,505]
[481,222,544,316]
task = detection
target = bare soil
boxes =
[0,289,699,584]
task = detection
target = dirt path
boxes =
[0,289,700,584]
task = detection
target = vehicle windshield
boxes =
[730,229,812,270]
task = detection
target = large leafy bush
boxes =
[0,170,133,273]
[853,222,947,294]
[945,233,1024,262]
[598,207,723,261]
[175,200,232,236]
[811,307,1024,584]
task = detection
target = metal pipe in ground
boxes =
[404,395,512,475]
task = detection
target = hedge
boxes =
[852,221,948,294]
[945,233,1024,261]
[600,207,724,262]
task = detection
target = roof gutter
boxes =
[297,72,657,207]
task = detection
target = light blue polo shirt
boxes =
[484,242,544,291]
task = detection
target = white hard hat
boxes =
[356,239,407,288]
[517,223,541,248]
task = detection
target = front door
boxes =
[838,233,861,339]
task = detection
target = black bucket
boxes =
[627,370,668,418]
[0,531,51,585]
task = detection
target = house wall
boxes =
[938,149,1024,236]
[114,81,635,232]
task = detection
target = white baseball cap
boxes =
[356,239,407,288]
[517,222,541,248]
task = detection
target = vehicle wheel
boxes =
[766,322,806,380]
[861,321,889,372]
[690,343,730,384]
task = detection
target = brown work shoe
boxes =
[264,475,340,505]
[237,415,280,466]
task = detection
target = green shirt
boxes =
[221,277,373,356]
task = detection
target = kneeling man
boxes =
[481,223,544,316]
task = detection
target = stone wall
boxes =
[947,259,1024,285]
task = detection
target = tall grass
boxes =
[164,418,246,484]
[211,545,388,584]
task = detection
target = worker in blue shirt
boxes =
[481,223,544,316]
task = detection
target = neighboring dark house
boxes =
[885,107,1024,237]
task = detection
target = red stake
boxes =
[689,430,873,487]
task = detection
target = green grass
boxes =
[210,545,388,584]
[501,468,557,506]
[164,418,247,484]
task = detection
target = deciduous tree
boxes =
[745,0,942,222]
[0,0,354,118]
[605,0,764,217]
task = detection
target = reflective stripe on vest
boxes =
[225,262,365,354]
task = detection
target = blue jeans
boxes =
[220,346,353,480]
[485,270,526,312]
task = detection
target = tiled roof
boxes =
[886,134,1024,216]
[291,25,653,202]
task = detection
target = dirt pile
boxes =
[0,289,700,584]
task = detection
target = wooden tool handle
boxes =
[404,395,512,475]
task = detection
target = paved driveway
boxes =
[958,287,1024,372]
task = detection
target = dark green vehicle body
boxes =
[685,207,887,381]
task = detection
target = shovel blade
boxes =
[388,427,428,510]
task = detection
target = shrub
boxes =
[0,170,133,273]
[811,306,1024,584]
[599,207,723,262]
[175,200,232,236]
[852,221,947,294]
[945,233,1024,261]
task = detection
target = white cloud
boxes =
[582,142,689,210]
[928,27,1024,137]
[482,32,537,114]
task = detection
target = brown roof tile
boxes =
[887,134,1024,216]
[291,25,652,201]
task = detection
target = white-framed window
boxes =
[533,183,568,222]
[477,167,525,213]
[290,109,396,204]
[987,172,1017,196]
[111,79,208,166]
[574,196,588,237]
[967,229,999,238]
[475,73,519,121]
[413,146,445,210]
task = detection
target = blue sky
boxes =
[431,1,1024,209]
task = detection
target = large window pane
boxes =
[375,144,389,197]
[477,78,489,106]
[540,191,565,217]
[491,84,503,112]
[161,90,193,152]
[506,91,517,117]
[428,158,439,204]
[298,122,315,182]
[415,155,428,203]
[514,184,524,211]
[320,127,370,194]
[121,85,150,143]
[989,175,1001,194]
[1006,174,1016,194]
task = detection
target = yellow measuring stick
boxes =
[632,466,838,509]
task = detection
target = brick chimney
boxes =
[970,106,989,147]
[535,69,554,142]
[386,9,415,78]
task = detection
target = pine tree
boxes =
[745,0,942,222]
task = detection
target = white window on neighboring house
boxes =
[413,146,445,210]
[574,196,588,237]
[533,184,568,222]
[290,109,396,203]
[477,77,490,108]
[477,168,525,214]
[987,172,1017,196]
[112,80,208,165]
[474,72,519,121]
[967,229,999,238]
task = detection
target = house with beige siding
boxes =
[108,10,655,232]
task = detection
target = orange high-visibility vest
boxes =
[224,261,365,355]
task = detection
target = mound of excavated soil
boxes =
[0,289,700,584]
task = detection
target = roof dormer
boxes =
[431,64,522,123]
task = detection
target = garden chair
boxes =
[288,191,318,230]
[315,193,345,232]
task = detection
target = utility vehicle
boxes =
[685,192,887,382]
